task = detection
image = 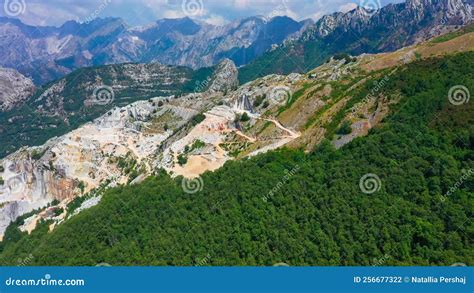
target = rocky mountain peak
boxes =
[310,0,473,39]
[0,67,35,111]
[445,0,473,20]
[404,0,473,21]
[208,59,238,93]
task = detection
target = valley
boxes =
[0,48,472,265]
[0,24,472,249]
[0,0,472,267]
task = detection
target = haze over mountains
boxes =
[2,0,472,85]
[0,15,310,84]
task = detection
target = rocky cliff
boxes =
[0,67,35,111]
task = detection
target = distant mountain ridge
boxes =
[0,15,309,84]
[239,0,473,83]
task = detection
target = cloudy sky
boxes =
[0,0,404,27]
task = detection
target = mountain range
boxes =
[239,0,473,82]
[0,26,472,265]
[1,0,471,86]
[0,0,472,266]
[0,15,309,85]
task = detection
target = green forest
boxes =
[0,52,472,266]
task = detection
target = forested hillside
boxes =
[0,52,472,266]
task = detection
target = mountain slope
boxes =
[0,17,128,84]
[0,59,237,158]
[0,51,472,266]
[0,26,472,241]
[0,67,35,111]
[239,0,473,83]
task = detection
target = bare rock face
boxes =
[0,59,296,238]
[207,59,238,93]
[0,89,217,237]
[0,67,35,111]
[0,152,70,239]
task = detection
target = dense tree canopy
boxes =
[0,52,472,266]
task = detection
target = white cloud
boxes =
[204,14,227,26]
[233,0,250,9]
[339,3,358,13]
[0,0,404,26]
